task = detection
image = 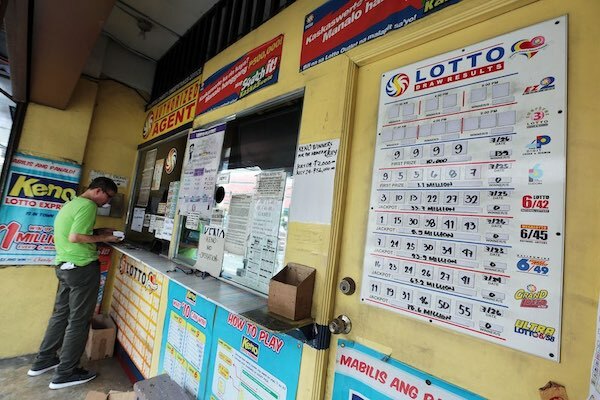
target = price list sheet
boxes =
[361,17,567,360]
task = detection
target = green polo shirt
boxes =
[54,196,98,266]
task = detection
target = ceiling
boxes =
[1,0,220,109]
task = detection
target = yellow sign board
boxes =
[142,76,201,142]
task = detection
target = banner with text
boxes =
[196,35,284,116]
[0,153,81,265]
[300,0,460,71]
[142,76,201,143]
[333,340,484,400]
[158,280,217,399]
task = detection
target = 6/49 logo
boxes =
[517,256,550,275]
[520,224,548,244]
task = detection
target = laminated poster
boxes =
[151,159,164,190]
[204,307,302,400]
[158,280,216,399]
[0,153,81,265]
[131,207,145,232]
[360,17,567,360]
[178,125,225,219]
[137,148,157,207]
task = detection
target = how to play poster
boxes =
[361,17,567,360]
[0,153,81,265]
[204,307,302,400]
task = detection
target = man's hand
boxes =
[69,233,123,243]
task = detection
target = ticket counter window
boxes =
[126,133,188,255]
[175,100,302,294]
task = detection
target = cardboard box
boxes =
[268,263,316,320]
[85,391,136,400]
[85,314,116,360]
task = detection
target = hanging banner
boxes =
[300,0,460,71]
[178,124,225,218]
[142,76,201,143]
[158,280,217,399]
[196,35,284,116]
[204,307,302,400]
[0,153,81,265]
[361,17,567,360]
[333,340,484,399]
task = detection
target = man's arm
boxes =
[69,233,120,243]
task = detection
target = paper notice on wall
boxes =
[195,225,226,277]
[137,148,157,207]
[148,215,157,233]
[256,171,286,197]
[186,212,201,230]
[90,170,128,188]
[151,159,164,190]
[143,214,152,228]
[153,216,165,238]
[131,208,145,232]
[224,194,253,255]
[289,139,339,224]
[178,124,225,218]
[157,202,167,215]
[156,217,174,241]
[211,209,224,226]
[245,234,278,293]
[165,181,180,219]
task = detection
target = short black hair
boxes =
[89,177,118,193]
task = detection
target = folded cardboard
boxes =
[268,262,316,320]
[85,314,116,360]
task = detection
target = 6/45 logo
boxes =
[521,194,550,213]
[520,224,548,244]
[516,256,550,276]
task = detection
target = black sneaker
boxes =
[48,368,97,389]
[27,357,60,376]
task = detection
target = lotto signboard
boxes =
[361,17,567,360]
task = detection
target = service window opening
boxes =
[175,98,302,295]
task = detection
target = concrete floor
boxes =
[0,354,133,400]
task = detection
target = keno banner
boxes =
[333,340,484,400]
[0,153,81,265]
[196,35,284,115]
[300,0,460,71]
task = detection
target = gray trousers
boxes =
[34,260,100,379]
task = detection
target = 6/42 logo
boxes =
[520,224,548,244]
[521,194,550,213]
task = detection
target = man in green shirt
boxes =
[27,177,121,390]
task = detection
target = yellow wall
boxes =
[328,1,600,399]
[3,0,599,398]
[0,78,144,358]
[81,80,146,230]
[0,79,98,357]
